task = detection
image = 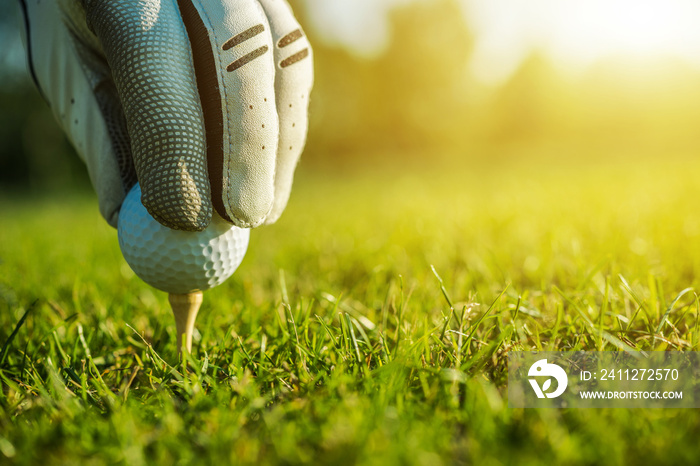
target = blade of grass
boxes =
[0,300,38,367]
[655,287,693,335]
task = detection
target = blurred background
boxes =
[3,0,700,192]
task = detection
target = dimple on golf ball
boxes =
[117,183,249,294]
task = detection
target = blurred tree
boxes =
[481,51,700,154]
[483,53,564,144]
[304,0,475,160]
[376,0,474,152]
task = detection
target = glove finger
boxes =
[22,0,136,227]
[85,0,212,231]
[179,0,278,228]
[257,0,314,224]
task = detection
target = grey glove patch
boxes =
[86,0,212,231]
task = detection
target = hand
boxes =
[19,0,313,230]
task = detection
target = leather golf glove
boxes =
[19,0,313,231]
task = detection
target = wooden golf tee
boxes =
[168,291,203,354]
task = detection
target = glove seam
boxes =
[196,0,268,229]
[18,0,47,101]
[192,0,237,225]
[200,2,235,223]
[255,0,277,225]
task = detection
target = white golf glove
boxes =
[19,0,313,231]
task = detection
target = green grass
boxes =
[2,155,700,465]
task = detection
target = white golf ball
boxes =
[117,183,249,294]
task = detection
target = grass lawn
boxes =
[1,153,700,465]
